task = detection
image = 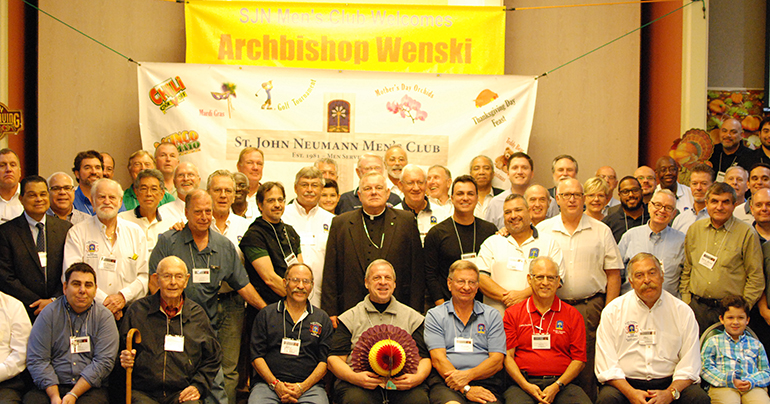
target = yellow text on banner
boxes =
[185,1,505,74]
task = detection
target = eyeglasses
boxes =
[50,185,74,192]
[158,273,187,281]
[618,188,642,196]
[558,192,583,200]
[288,278,313,285]
[452,279,478,287]
[650,201,675,213]
[532,275,559,283]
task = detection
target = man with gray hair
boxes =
[385,145,408,198]
[733,163,770,225]
[397,164,450,243]
[122,149,174,211]
[595,252,707,404]
[724,165,749,205]
[618,189,684,297]
[117,169,170,253]
[503,256,590,404]
[328,259,431,404]
[681,182,764,334]
[314,157,338,181]
[46,172,91,225]
[335,153,401,214]
[427,165,452,210]
[63,178,148,320]
[158,161,201,225]
[283,167,334,307]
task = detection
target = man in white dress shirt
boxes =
[0,291,31,403]
[595,252,708,404]
[117,169,169,253]
[0,149,23,223]
[282,166,333,307]
[63,178,148,320]
[158,161,201,225]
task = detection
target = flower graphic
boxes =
[386,95,428,123]
[211,82,237,118]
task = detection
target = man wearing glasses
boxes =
[118,169,169,254]
[633,166,657,205]
[602,177,648,243]
[121,150,174,211]
[503,256,591,404]
[654,156,694,215]
[249,263,333,404]
[536,177,623,401]
[150,189,267,404]
[618,189,684,297]
[46,172,91,225]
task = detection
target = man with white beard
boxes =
[63,178,148,320]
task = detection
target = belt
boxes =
[563,293,605,306]
[693,295,721,308]
[524,374,559,380]
[218,290,239,299]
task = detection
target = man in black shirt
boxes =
[709,118,755,180]
[602,177,647,243]
[424,175,496,306]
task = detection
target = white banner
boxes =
[137,62,537,198]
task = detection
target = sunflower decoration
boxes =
[351,324,419,386]
[211,82,237,118]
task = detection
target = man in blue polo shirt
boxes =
[425,260,506,404]
[249,263,333,404]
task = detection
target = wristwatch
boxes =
[269,379,279,391]
[670,387,680,400]
[462,385,471,395]
[555,381,565,390]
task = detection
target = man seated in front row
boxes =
[425,260,506,404]
[0,291,32,403]
[249,263,333,404]
[595,252,709,404]
[503,256,591,404]
[327,259,431,404]
[25,263,119,404]
[120,256,222,404]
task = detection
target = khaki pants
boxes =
[709,387,770,404]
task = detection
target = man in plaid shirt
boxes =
[702,295,770,403]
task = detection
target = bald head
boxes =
[720,118,744,153]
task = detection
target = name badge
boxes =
[285,253,299,267]
[454,337,474,352]
[699,252,717,269]
[507,257,525,272]
[461,252,477,265]
[298,232,316,246]
[280,338,301,356]
[99,256,117,272]
[165,335,185,352]
[38,252,47,267]
[70,336,91,353]
[192,268,211,283]
[532,334,551,350]
[716,171,726,183]
[639,330,656,345]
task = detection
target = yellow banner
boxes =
[185,1,505,74]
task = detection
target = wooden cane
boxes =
[126,328,142,404]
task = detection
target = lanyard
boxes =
[268,221,296,258]
[719,152,738,173]
[165,307,184,337]
[623,209,645,233]
[452,218,476,256]
[282,303,306,342]
[526,297,556,335]
[66,303,92,338]
[362,213,384,249]
[707,220,733,258]
[188,243,211,270]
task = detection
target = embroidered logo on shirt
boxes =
[528,248,539,259]
[310,322,322,337]
[323,224,329,231]
[430,216,437,224]
[477,324,486,334]
[556,320,564,331]
[625,321,639,340]
[87,242,98,253]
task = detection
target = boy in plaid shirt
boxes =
[701,295,770,403]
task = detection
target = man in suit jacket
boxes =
[321,172,423,323]
[0,175,72,320]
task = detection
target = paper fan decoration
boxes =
[351,324,419,377]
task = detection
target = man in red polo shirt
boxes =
[502,256,591,404]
